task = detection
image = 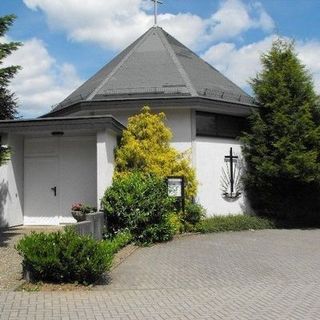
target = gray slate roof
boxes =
[51,26,253,114]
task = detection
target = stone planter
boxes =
[71,210,86,222]
[85,212,104,240]
[71,211,104,240]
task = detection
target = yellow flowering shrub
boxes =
[114,106,198,198]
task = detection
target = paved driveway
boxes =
[1,230,320,319]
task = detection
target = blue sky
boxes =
[1,0,320,118]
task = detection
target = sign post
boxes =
[167,176,185,213]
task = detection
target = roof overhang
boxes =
[43,96,257,118]
[0,115,125,136]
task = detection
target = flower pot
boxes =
[71,210,86,222]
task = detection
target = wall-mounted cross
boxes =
[151,0,163,26]
[224,147,238,194]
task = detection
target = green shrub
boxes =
[183,201,206,225]
[102,172,174,244]
[167,212,184,234]
[16,228,113,284]
[138,221,174,244]
[114,106,198,198]
[103,230,133,254]
[195,214,274,233]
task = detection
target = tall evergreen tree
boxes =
[0,15,21,166]
[242,39,320,224]
[0,14,21,119]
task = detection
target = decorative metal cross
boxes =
[224,147,238,194]
[151,0,163,26]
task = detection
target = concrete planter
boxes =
[85,212,104,240]
[72,211,104,240]
[71,210,87,222]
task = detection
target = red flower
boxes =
[71,203,83,211]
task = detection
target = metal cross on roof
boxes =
[151,0,163,26]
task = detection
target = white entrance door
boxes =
[24,157,59,225]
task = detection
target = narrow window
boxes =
[196,112,247,139]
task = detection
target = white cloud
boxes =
[204,0,274,44]
[253,2,275,31]
[296,40,320,92]
[23,0,274,51]
[3,38,82,118]
[202,36,275,90]
[157,13,205,48]
[202,36,320,93]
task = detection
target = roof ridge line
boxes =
[87,28,154,101]
[156,28,198,97]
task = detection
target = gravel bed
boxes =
[0,226,62,291]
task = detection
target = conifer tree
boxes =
[114,106,198,198]
[242,39,320,224]
[0,15,21,119]
[0,15,21,166]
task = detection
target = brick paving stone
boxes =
[2,230,320,319]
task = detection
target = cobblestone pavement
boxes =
[1,229,320,319]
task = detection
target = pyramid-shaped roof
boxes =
[49,26,254,116]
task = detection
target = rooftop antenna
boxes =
[151,0,163,26]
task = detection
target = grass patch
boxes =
[195,214,274,233]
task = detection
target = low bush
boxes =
[195,214,274,233]
[102,172,175,244]
[16,228,113,284]
[103,230,133,254]
[167,212,184,234]
[183,201,206,225]
[138,221,174,244]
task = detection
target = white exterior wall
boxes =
[97,129,118,209]
[80,107,247,217]
[163,109,192,152]
[0,134,24,228]
[0,157,8,227]
[110,108,192,153]
[195,136,244,216]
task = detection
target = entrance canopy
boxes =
[0,115,125,227]
[0,115,125,136]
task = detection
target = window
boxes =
[196,112,247,138]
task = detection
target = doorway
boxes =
[24,157,59,225]
[23,136,97,225]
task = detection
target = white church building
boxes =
[0,26,255,227]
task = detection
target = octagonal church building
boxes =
[0,26,255,227]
